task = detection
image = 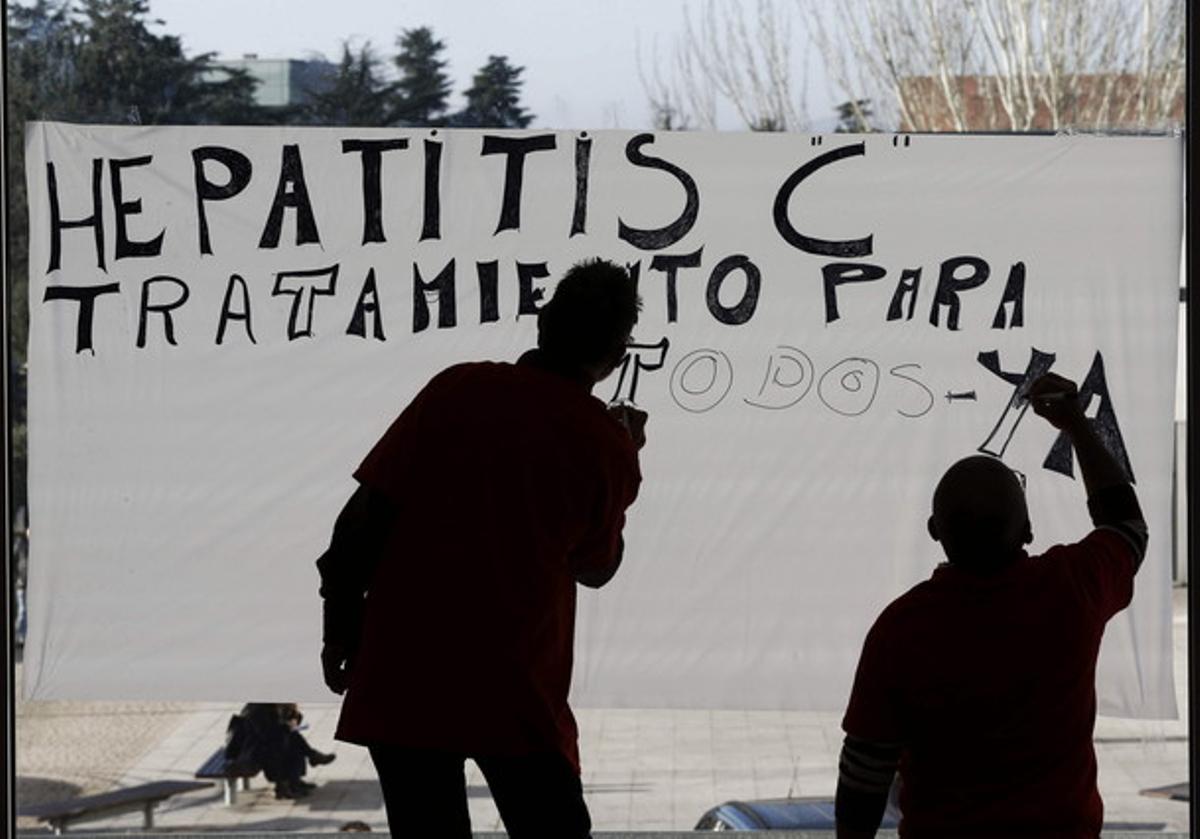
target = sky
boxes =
[146,0,838,130]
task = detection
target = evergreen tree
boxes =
[67,0,260,124]
[390,26,451,126]
[453,55,533,128]
[7,0,260,126]
[7,1,83,124]
[2,0,74,521]
[301,41,396,126]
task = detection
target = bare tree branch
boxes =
[804,0,1183,133]
[642,0,810,131]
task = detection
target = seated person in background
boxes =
[229,703,336,799]
[836,372,1147,838]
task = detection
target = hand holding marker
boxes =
[608,398,648,450]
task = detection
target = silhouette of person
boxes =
[317,258,646,838]
[835,372,1147,837]
[229,703,335,799]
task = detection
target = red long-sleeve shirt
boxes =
[327,356,640,772]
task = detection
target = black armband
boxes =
[836,735,900,831]
[1087,484,1143,529]
[1087,484,1148,569]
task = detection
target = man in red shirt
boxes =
[836,372,1147,838]
[317,259,646,838]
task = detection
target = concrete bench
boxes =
[17,780,211,834]
[195,746,262,805]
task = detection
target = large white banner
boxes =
[23,123,1181,717]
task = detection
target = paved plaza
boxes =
[15,589,1191,834]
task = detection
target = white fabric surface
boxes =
[23,123,1181,718]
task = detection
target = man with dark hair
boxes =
[317,258,645,838]
[836,372,1147,838]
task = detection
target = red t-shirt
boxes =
[334,359,640,772]
[842,529,1135,837]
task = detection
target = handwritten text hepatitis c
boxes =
[41,135,1025,353]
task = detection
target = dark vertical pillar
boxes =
[2,16,17,836]
[1186,0,1197,828]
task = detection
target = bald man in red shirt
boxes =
[836,372,1147,838]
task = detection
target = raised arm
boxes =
[316,484,394,693]
[1028,372,1147,570]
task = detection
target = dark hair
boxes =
[537,259,640,369]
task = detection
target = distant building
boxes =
[209,55,336,109]
[897,73,1184,133]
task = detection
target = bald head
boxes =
[929,455,1032,570]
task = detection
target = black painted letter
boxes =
[773,143,872,257]
[271,265,339,339]
[260,145,321,248]
[886,268,922,322]
[137,276,189,347]
[216,273,257,345]
[991,261,1026,329]
[47,159,105,272]
[571,134,592,236]
[413,260,457,332]
[1043,353,1135,482]
[476,261,500,323]
[706,255,761,326]
[609,338,671,404]
[822,262,886,323]
[649,248,703,323]
[111,156,165,261]
[930,256,989,330]
[481,134,557,233]
[192,146,253,256]
[421,139,443,240]
[346,268,386,340]
[342,139,409,244]
[43,282,121,354]
[977,348,1058,459]
[517,262,551,316]
[618,134,700,250]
